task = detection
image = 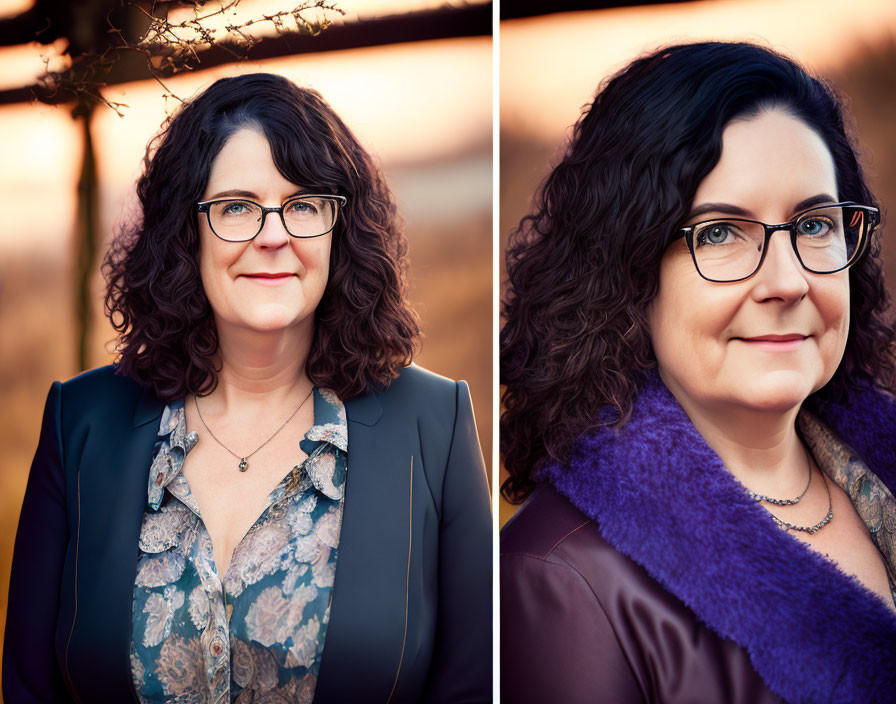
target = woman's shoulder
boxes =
[363,364,484,496]
[60,363,143,394]
[387,363,462,397]
[374,363,469,423]
[502,484,605,567]
[56,364,156,422]
[501,484,659,596]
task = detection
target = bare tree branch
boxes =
[36,1,343,113]
[0,3,491,109]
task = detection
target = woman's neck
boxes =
[668,387,807,498]
[202,319,314,415]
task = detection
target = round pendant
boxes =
[239,458,248,472]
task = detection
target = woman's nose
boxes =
[253,210,291,248]
[749,229,810,303]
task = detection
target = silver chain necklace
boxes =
[767,470,834,535]
[747,444,812,506]
[193,385,314,472]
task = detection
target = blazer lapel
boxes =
[315,389,417,703]
[65,381,164,702]
[544,371,896,704]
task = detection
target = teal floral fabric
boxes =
[130,388,348,703]
[800,409,896,606]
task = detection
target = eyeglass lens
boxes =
[207,197,339,241]
[691,205,867,281]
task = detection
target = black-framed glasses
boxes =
[196,194,348,242]
[673,202,879,283]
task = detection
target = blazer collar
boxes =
[133,381,164,428]
[542,371,896,704]
[343,388,383,427]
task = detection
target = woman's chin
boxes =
[729,371,823,413]
[217,307,314,336]
[247,318,308,335]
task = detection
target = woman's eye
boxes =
[797,218,833,237]
[222,201,250,215]
[695,223,739,246]
[287,200,319,216]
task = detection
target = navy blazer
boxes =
[4,364,492,703]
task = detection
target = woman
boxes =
[500,42,896,703]
[4,73,491,703]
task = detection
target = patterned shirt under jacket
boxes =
[129,388,348,703]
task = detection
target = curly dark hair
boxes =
[501,41,896,503]
[104,72,420,402]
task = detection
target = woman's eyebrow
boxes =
[792,193,838,212]
[207,188,257,200]
[205,188,306,201]
[687,202,751,220]
[687,193,838,221]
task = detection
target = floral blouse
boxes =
[129,388,348,703]
[800,409,896,606]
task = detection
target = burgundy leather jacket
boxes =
[500,372,896,704]
[501,485,782,704]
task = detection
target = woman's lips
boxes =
[240,273,295,286]
[733,334,808,351]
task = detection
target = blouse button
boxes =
[210,638,224,657]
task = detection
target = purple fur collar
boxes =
[542,371,896,704]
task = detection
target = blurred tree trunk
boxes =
[74,99,98,371]
[64,1,158,370]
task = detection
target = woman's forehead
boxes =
[204,128,303,198]
[691,110,837,219]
